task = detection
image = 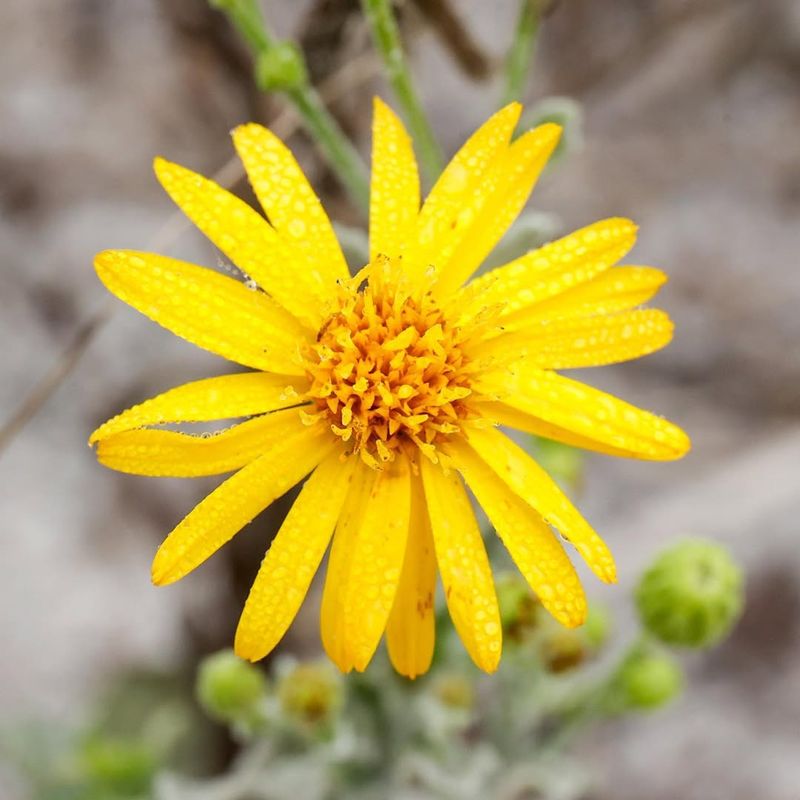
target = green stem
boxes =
[211,0,370,213]
[285,85,370,212]
[360,0,444,183]
[210,0,273,51]
[503,0,541,105]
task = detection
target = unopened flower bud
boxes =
[256,42,307,92]
[81,737,155,795]
[432,673,474,710]
[615,647,683,711]
[196,650,267,725]
[636,539,743,648]
[496,572,542,642]
[583,603,612,650]
[539,628,586,673]
[277,661,342,731]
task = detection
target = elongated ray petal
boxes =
[452,427,615,583]
[452,218,638,324]
[154,158,334,328]
[404,103,521,284]
[476,368,690,461]
[451,440,587,627]
[476,401,640,459]
[370,98,420,263]
[89,372,309,444]
[339,455,412,671]
[96,408,308,478]
[472,309,674,369]
[95,250,308,374]
[504,266,668,328]
[421,456,502,672]
[386,472,436,679]
[232,123,349,287]
[235,449,354,662]
[321,462,376,672]
[434,124,562,296]
[151,422,332,585]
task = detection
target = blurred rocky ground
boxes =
[1,0,799,798]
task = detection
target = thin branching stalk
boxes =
[503,0,541,104]
[212,0,369,212]
[360,0,443,183]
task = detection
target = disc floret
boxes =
[304,258,476,467]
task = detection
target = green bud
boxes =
[496,571,542,642]
[277,661,342,731]
[583,603,612,650]
[432,673,474,710]
[80,737,156,795]
[636,539,744,648]
[196,650,267,725]
[615,648,683,711]
[539,628,586,673]
[256,42,308,92]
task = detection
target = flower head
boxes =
[91,99,689,677]
[277,660,343,732]
[196,649,268,725]
[612,645,684,712]
[636,539,743,648]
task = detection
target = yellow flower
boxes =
[91,99,689,678]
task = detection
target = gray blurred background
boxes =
[1,1,799,798]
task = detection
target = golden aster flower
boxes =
[91,99,689,678]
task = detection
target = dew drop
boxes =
[287,219,306,238]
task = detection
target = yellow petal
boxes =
[232,123,349,290]
[506,266,668,327]
[369,98,420,263]
[89,372,309,444]
[476,402,638,459]
[472,309,674,369]
[154,158,333,328]
[404,102,521,285]
[450,437,587,628]
[451,218,638,324]
[451,427,616,583]
[96,407,307,478]
[434,123,562,297]
[235,448,354,662]
[321,461,375,672]
[321,456,412,673]
[420,456,501,672]
[475,368,690,461]
[95,250,308,374]
[151,420,333,585]
[386,472,436,679]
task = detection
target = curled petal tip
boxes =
[603,568,619,585]
[151,555,178,587]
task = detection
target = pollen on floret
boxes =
[303,257,482,468]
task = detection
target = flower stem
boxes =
[503,0,541,104]
[210,0,272,52]
[283,85,370,213]
[360,0,444,183]
[210,0,370,213]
